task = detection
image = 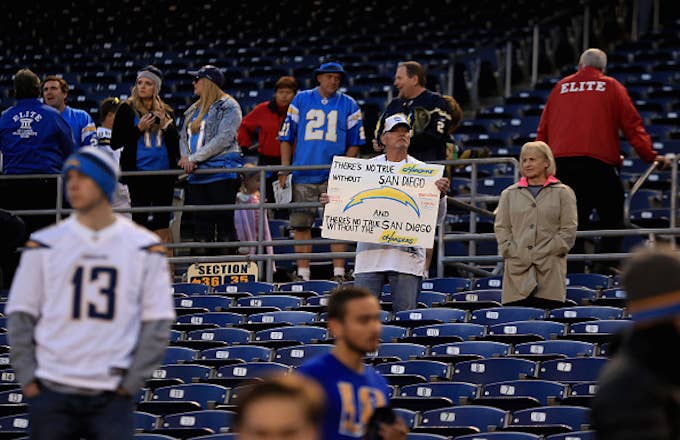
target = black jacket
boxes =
[110,102,180,176]
[592,324,680,440]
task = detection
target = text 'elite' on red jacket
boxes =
[237,100,287,158]
[536,66,656,167]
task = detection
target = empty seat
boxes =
[509,406,590,436]
[278,280,338,293]
[538,357,608,383]
[187,328,251,345]
[394,308,466,324]
[200,345,272,364]
[248,311,316,325]
[480,380,567,407]
[376,360,450,383]
[173,283,210,295]
[152,364,212,384]
[254,326,327,344]
[546,430,595,440]
[236,295,301,310]
[454,358,537,384]
[565,274,610,289]
[548,306,624,322]
[215,282,275,295]
[514,341,595,358]
[430,341,511,358]
[487,321,566,342]
[162,347,198,364]
[416,405,508,436]
[273,344,333,366]
[400,382,478,404]
[153,410,236,438]
[421,277,471,293]
[471,307,545,326]
[371,343,428,361]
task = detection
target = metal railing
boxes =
[4,156,678,282]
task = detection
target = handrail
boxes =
[623,159,660,228]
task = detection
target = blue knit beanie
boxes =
[62,147,120,202]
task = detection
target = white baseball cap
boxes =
[382,113,411,134]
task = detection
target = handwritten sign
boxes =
[321,156,444,248]
[187,262,259,287]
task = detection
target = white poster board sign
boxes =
[321,156,444,248]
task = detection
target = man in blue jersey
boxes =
[278,61,365,282]
[42,75,98,148]
[298,287,408,440]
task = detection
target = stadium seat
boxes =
[454,358,537,384]
[152,364,212,384]
[399,381,478,405]
[189,434,237,440]
[186,328,251,348]
[394,408,418,429]
[212,362,289,388]
[565,274,610,289]
[162,347,198,364]
[421,277,471,293]
[566,320,633,343]
[254,325,328,345]
[139,383,228,415]
[200,345,272,366]
[417,291,449,307]
[565,287,598,305]
[215,282,275,295]
[371,343,428,362]
[236,295,302,310]
[547,306,624,323]
[473,277,504,289]
[172,283,210,295]
[381,325,409,341]
[375,360,450,386]
[470,307,545,326]
[477,380,567,410]
[456,433,541,440]
[153,410,236,438]
[406,434,449,440]
[415,405,508,437]
[176,312,245,328]
[546,430,595,440]
[278,280,338,293]
[513,340,596,359]
[273,344,333,366]
[394,308,467,326]
[449,290,503,310]
[134,411,158,431]
[486,320,566,344]
[429,341,511,360]
[509,406,590,436]
[405,323,485,345]
[538,357,608,383]
[247,311,317,325]
[176,296,233,312]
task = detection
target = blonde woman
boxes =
[494,141,578,307]
[111,65,179,245]
[179,65,243,254]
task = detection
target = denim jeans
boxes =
[28,386,134,440]
[354,271,421,312]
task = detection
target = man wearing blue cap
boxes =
[6,147,175,439]
[592,246,680,440]
[279,61,365,282]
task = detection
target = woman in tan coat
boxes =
[494,141,578,307]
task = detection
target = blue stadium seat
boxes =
[454,358,537,384]
[510,406,590,435]
[477,177,516,195]
[374,343,428,361]
[514,341,596,357]
[163,347,198,364]
[565,287,598,305]
[417,291,449,307]
[187,328,251,345]
[565,274,611,289]
[278,280,338,293]
[470,307,545,326]
[416,405,508,436]
[150,384,228,409]
[0,390,24,404]
[200,346,272,363]
[538,357,608,383]
[216,362,289,382]
[153,364,212,383]
[248,311,317,325]
[189,434,237,440]
[456,433,541,440]
[154,410,236,438]
[410,323,486,344]
[546,430,594,440]
[273,344,333,366]
[176,296,232,312]
[394,408,418,429]
[547,306,624,322]
[375,360,450,382]
[487,321,566,341]
[254,326,327,344]
[451,289,503,305]
[421,277,471,293]
[406,434,449,440]
[177,312,245,327]
[569,319,633,335]
[399,382,478,404]
[430,341,511,358]
[480,380,567,406]
[237,295,301,310]
[134,411,158,431]
[381,325,409,341]
[394,308,466,324]
[173,283,210,295]
[306,295,330,306]
[215,281,275,295]
[473,277,504,289]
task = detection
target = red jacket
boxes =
[536,66,656,167]
[237,100,288,158]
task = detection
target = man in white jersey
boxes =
[322,114,449,312]
[6,147,175,439]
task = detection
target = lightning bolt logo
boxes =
[343,186,420,217]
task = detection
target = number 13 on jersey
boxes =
[304,109,338,142]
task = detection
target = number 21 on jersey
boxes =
[304,109,338,142]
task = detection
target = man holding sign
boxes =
[321,114,449,312]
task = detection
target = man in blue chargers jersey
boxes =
[298,287,408,440]
[42,75,98,148]
[278,61,365,282]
